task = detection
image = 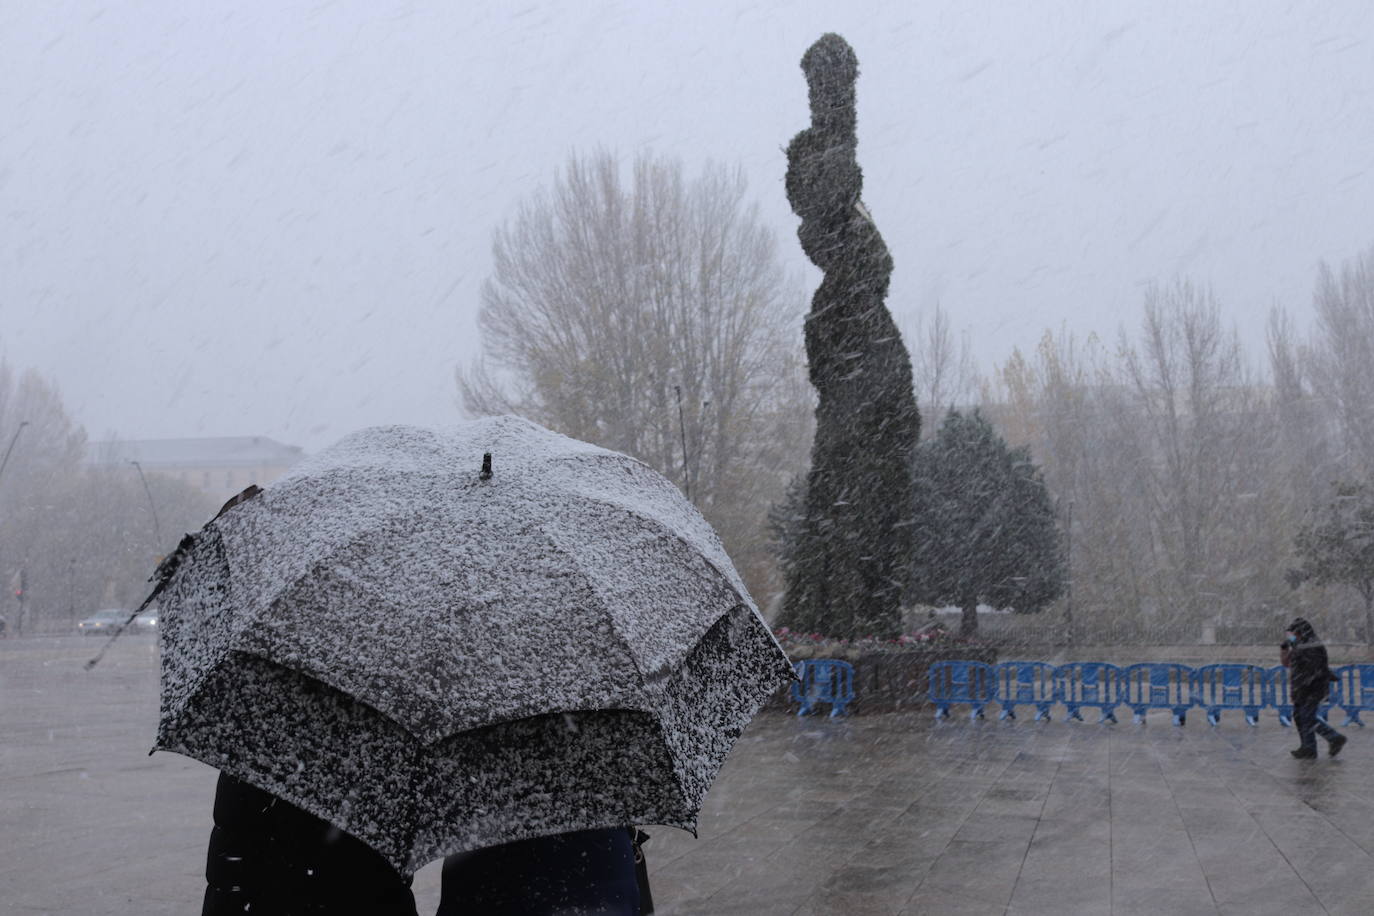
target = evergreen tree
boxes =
[1288,480,1374,644]
[910,409,1065,637]
[777,34,920,640]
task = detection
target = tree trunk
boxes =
[960,602,978,637]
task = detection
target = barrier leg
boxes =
[999,705,1016,721]
[797,699,812,717]
[971,704,985,721]
[1101,709,1117,725]
[1244,708,1259,726]
[1207,709,1220,726]
[1342,711,1363,727]
[1034,704,1051,722]
[935,705,949,721]
[1173,708,1187,727]
[1066,706,1084,722]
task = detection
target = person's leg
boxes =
[204,773,417,916]
[204,773,276,916]
[266,791,418,916]
[1293,701,1319,755]
[1313,713,1346,754]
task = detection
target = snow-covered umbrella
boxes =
[150,415,793,874]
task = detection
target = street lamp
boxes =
[0,421,30,486]
[672,386,711,505]
[0,421,29,635]
[674,385,691,503]
[130,460,164,550]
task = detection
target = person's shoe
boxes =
[1329,735,1348,758]
[1291,747,1318,759]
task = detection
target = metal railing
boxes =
[926,660,1374,727]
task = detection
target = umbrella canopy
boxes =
[154,415,792,874]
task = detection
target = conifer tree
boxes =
[777,34,920,639]
[1288,480,1374,645]
[910,409,1065,637]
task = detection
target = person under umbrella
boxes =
[148,417,791,915]
[170,487,420,915]
[1282,617,1348,760]
[436,827,646,915]
[203,772,421,915]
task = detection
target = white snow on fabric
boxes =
[153,415,793,873]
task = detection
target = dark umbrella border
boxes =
[155,603,790,874]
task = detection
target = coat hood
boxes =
[1287,617,1318,643]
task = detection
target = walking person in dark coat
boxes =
[1282,617,1348,760]
[202,772,419,916]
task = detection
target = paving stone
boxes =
[7,637,1374,915]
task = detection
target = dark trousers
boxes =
[436,828,640,916]
[1293,699,1342,752]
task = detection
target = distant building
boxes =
[86,436,305,504]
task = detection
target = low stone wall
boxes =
[764,645,998,715]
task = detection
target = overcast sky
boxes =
[3,1,1372,451]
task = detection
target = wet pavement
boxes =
[4,636,1372,915]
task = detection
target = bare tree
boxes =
[1267,306,1337,509]
[0,363,215,632]
[1309,245,1374,475]
[1112,281,1275,631]
[986,330,1154,641]
[459,151,812,598]
[983,291,1303,645]
[903,303,976,434]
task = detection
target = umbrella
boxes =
[152,415,793,874]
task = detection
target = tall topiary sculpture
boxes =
[778,33,920,639]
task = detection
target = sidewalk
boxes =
[4,637,1372,914]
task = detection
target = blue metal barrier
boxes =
[1055,662,1123,723]
[928,660,995,720]
[1121,663,1195,725]
[1265,666,1294,727]
[1194,664,1267,726]
[991,661,1058,721]
[922,659,1371,727]
[1329,664,1374,727]
[792,659,854,717]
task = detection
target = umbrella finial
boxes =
[480,452,493,481]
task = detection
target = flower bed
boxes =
[764,628,998,715]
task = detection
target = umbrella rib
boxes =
[550,454,752,613]
[244,556,434,741]
[536,526,652,693]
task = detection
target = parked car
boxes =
[132,607,159,633]
[77,608,128,636]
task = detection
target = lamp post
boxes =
[1062,498,1074,647]
[68,557,77,629]
[672,386,712,506]
[0,421,29,486]
[674,385,691,502]
[130,460,164,551]
[0,422,29,636]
